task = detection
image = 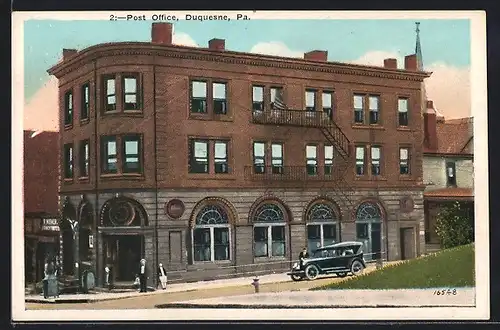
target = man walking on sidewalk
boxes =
[139,259,147,293]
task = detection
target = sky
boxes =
[23,18,471,132]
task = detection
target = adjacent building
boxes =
[47,23,431,287]
[422,103,474,252]
[24,130,60,285]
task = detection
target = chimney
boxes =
[304,50,328,62]
[208,38,225,51]
[404,54,417,71]
[151,22,173,45]
[423,100,438,150]
[62,49,77,61]
[383,58,398,69]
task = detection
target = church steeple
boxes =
[415,22,424,71]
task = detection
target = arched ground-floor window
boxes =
[253,203,286,258]
[192,204,231,262]
[306,202,339,252]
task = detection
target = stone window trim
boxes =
[187,136,232,176]
[99,133,144,178]
[100,72,143,116]
[352,92,382,127]
[189,77,231,119]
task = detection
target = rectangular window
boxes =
[123,135,141,173]
[214,227,230,261]
[355,146,365,175]
[305,90,316,111]
[356,223,369,239]
[64,143,73,179]
[104,76,116,111]
[306,145,318,175]
[190,81,207,113]
[324,145,334,175]
[101,136,117,174]
[398,98,409,126]
[323,224,337,246]
[123,76,139,111]
[64,90,73,126]
[446,161,457,186]
[253,227,268,257]
[399,147,410,174]
[271,226,286,257]
[252,86,264,111]
[193,228,211,262]
[81,83,90,120]
[214,141,229,174]
[271,143,283,174]
[213,82,227,115]
[189,139,209,173]
[353,95,364,123]
[371,146,381,176]
[253,142,266,174]
[307,224,337,252]
[322,92,333,119]
[369,96,380,124]
[79,140,89,177]
[270,87,285,110]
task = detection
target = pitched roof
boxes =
[424,187,474,201]
[24,130,59,216]
[424,117,473,155]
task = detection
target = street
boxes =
[25,274,348,310]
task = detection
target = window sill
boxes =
[101,110,144,117]
[63,178,74,184]
[397,127,411,132]
[78,176,90,183]
[80,119,90,126]
[100,173,145,180]
[189,113,210,120]
[64,124,73,131]
[191,260,232,266]
[187,173,236,180]
[351,124,385,130]
[399,175,413,181]
[254,256,288,262]
[213,114,234,122]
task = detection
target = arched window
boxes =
[192,204,231,262]
[306,203,338,252]
[355,202,382,260]
[253,203,286,258]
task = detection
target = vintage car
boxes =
[286,241,366,281]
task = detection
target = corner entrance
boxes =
[104,235,144,282]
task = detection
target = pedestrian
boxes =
[158,263,167,290]
[138,259,147,293]
[299,247,309,270]
[42,258,50,299]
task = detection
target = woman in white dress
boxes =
[158,263,167,289]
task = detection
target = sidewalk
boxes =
[25,272,291,304]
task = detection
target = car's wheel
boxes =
[304,264,320,280]
[350,260,364,276]
[337,272,348,278]
[290,274,303,282]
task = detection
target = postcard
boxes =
[12,10,488,321]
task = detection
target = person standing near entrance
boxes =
[158,263,167,290]
[298,247,309,270]
[139,259,147,293]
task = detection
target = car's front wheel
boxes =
[350,260,364,276]
[290,274,303,282]
[304,264,320,280]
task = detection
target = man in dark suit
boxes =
[299,247,309,270]
[139,259,147,293]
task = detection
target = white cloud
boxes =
[23,76,59,132]
[250,41,303,58]
[172,32,198,47]
[351,50,471,119]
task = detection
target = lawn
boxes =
[312,243,475,290]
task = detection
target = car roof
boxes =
[316,241,363,250]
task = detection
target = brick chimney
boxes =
[424,100,438,150]
[304,50,328,62]
[62,49,77,61]
[208,38,225,51]
[383,58,398,69]
[404,54,417,71]
[151,22,173,45]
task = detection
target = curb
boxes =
[155,303,473,309]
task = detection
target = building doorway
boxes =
[400,227,416,260]
[104,235,143,282]
[62,229,74,275]
[355,202,383,261]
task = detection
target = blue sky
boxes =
[24,19,470,103]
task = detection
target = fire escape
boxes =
[245,108,356,212]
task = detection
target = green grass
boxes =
[311,243,475,290]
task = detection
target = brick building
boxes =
[47,23,431,287]
[24,130,60,284]
[422,103,474,252]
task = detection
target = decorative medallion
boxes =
[108,200,136,226]
[165,199,185,219]
[399,196,415,213]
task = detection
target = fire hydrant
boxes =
[251,277,260,293]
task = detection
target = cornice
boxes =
[48,43,432,82]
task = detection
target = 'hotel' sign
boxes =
[41,218,60,232]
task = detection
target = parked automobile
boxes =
[287,241,366,281]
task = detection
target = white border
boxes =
[12,10,489,321]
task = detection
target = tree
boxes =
[435,201,474,249]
